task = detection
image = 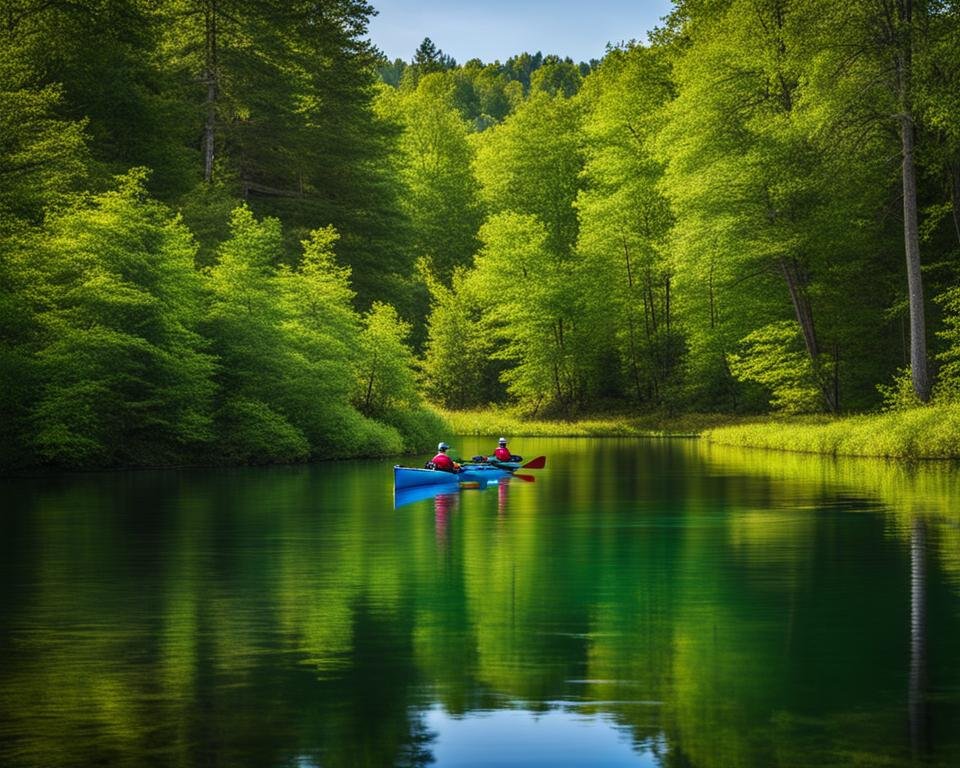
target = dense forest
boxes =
[1,0,959,469]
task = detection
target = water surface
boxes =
[1,438,959,767]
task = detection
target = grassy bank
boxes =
[438,408,747,438]
[702,404,960,460]
[440,404,960,461]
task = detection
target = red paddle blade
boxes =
[521,456,546,469]
[513,473,535,483]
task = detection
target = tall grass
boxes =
[439,404,960,460]
[438,408,742,438]
[703,404,960,460]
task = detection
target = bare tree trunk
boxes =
[203,0,219,183]
[779,257,838,412]
[898,0,930,401]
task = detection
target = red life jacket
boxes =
[494,446,511,461]
[432,452,456,471]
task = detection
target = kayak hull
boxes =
[393,464,513,490]
[394,466,460,490]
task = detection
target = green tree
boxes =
[376,73,483,284]
[412,37,456,76]
[530,55,583,98]
[0,43,89,468]
[354,302,420,418]
[576,44,681,406]
[727,321,822,413]
[0,0,193,198]
[353,301,444,452]
[203,206,308,462]
[275,225,401,457]
[30,171,216,466]
[474,91,583,260]
[0,86,87,223]
[421,268,499,408]
[806,0,960,402]
[656,0,890,413]
[468,213,595,413]
[162,0,411,308]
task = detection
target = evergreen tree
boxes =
[162,0,411,308]
[413,37,447,74]
[1,0,193,197]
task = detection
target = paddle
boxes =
[512,473,535,483]
[521,455,546,470]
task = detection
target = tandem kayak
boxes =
[464,455,547,471]
[393,464,513,490]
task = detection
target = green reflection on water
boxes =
[1,438,958,767]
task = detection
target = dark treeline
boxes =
[1,0,959,469]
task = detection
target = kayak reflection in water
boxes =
[434,492,457,547]
[429,442,460,473]
[498,479,509,516]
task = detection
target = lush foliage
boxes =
[4,2,960,468]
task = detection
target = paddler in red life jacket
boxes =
[431,442,460,473]
[494,437,512,462]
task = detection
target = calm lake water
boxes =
[1,437,959,767]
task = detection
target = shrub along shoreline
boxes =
[441,405,960,461]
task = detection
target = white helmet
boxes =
[498,437,507,445]
[438,442,449,452]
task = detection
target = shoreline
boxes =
[5,405,960,477]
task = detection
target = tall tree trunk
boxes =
[898,0,930,401]
[203,0,219,183]
[779,257,838,412]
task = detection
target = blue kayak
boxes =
[466,455,546,471]
[393,464,512,490]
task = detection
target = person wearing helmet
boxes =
[494,437,512,462]
[431,442,460,473]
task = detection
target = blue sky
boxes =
[367,0,674,64]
